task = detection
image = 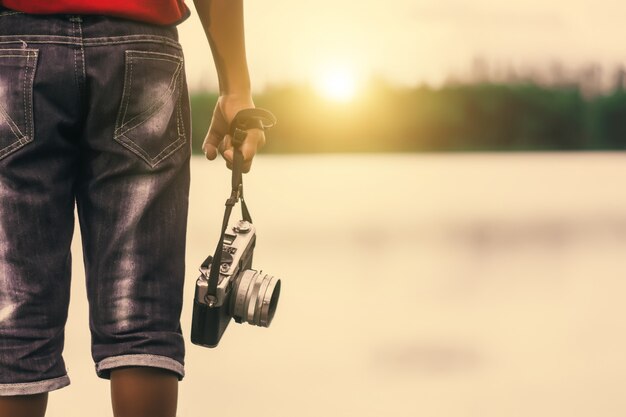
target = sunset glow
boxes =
[314,66,358,102]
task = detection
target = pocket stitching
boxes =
[0,49,37,160]
[115,62,184,164]
[0,104,25,140]
[0,50,34,141]
[24,51,35,140]
[113,50,186,168]
[115,56,183,136]
[114,50,183,135]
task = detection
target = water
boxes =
[47,153,626,417]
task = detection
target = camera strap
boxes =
[204,108,277,298]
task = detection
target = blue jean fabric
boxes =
[0,8,191,395]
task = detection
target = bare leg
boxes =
[110,367,178,417]
[0,393,48,417]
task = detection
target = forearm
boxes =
[194,0,252,97]
[195,0,265,172]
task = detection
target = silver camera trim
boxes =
[195,220,256,308]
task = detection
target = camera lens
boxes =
[232,269,281,327]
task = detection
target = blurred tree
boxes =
[188,81,625,154]
[588,92,626,149]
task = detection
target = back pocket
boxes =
[114,50,186,168]
[0,48,38,160]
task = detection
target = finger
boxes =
[203,115,229,160]
[223,149,234,169]
[202,131,220,160]
[221,130,265,172]
[220,135,234,164]
[222,138,233,170]
[203,102,229,159]
[226,149,251,173]
[239,129,265,160]
[239,129,265,172]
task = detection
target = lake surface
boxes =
[47,153,626,417]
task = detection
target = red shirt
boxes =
[0,0,189,25]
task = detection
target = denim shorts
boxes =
[0,9,191,395]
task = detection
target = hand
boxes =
[202,94,266,173]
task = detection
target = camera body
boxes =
[191,220,280,348]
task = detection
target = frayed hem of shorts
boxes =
[0,375,70,396]
[95,354,184,380]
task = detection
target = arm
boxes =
[194,0,265,172]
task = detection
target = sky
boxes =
[177,0,626,91]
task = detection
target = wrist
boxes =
[218,93,255,114]
[218,78,251,98]
[219,90,253,103]
[217,93,256,125]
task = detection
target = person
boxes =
[0,1,265,416]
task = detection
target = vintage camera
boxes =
[191,219,281,347]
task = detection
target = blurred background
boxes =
[50,1,626,416]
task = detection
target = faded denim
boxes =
[0,8,190,395]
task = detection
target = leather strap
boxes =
[206,108,277,297]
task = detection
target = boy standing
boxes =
[0,1,264,416]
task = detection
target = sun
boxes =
[315,66,358,102]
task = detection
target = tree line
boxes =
[190,82,626,154]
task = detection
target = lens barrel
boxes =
[232,269,281,327]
